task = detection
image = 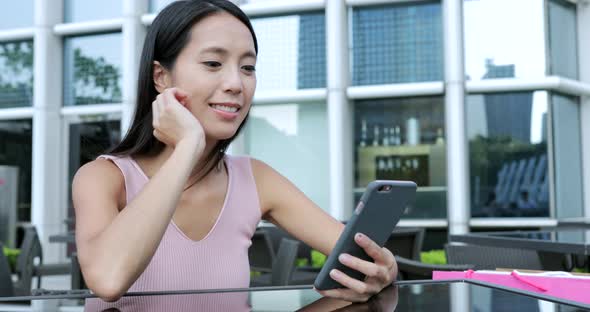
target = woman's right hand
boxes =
[152,88,205,153]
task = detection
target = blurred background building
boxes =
[0,0,589,263]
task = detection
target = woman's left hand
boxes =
[316,233,398,303]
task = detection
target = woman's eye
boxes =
[242,65,256,72]
[203,61,221,68]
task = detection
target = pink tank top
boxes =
[84,154,261,311]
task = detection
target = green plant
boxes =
[2,246,20,272]
[311,250,326,268]
[420,249,446,265]
[295,258,309,268]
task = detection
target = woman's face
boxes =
[163,12,257,141]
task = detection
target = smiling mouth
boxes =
[209,104,240,113]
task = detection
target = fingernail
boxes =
[356,233,364,240]
[330,269,340,277]
[339,253,350,263]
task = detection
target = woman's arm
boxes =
[73,88,204,301]
[250,159,343,256]
[251,159,397,302]
[73,139,200,301]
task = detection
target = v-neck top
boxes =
[84,154,261,311]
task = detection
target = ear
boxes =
[153,61,171,93]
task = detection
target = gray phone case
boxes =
[313,180,417,290]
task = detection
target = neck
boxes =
[145,137,222,182]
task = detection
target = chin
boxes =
[207,128,240,141]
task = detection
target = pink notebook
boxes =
[433,270,590,305]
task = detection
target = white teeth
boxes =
[211,104,238,113]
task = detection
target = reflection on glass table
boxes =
[0,280,588,311]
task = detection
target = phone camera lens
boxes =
[378,185,392,192]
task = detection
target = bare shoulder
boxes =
[73,158,123,189]
[249,157,276,179]
[249,157,289,188]
[249,157,303,214]
[249,158,281,213]
[72,158,125,209]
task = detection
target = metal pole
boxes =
[443,0,470,235]
[326,0,353,221]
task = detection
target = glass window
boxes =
[63,33,122,106]
[238,0,300,4]
[149,0,177,13]
[0,1,34,30]
[251,13,326,91]
[244,102,330,211]
[149,0,300,13]
[467,92,549,218]
[0,120,32,233]
[548,0,578,79]
[0,41,34,109]
[351,3,443,85]
[551,93,583,218]
[67,118,121,222]
[464,0,545,80]
[64,0,121,23]
[354,97,447,219]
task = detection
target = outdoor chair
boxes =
[12,226,44,296]
[0,243,14,297]
[250,238,300,286]
[263,226,313,264]
[69,253,86,289]
[249,229,276,274]
[395,255,474,280]
[12,227,73,295]
[445,243,545,270]
[384,227,456,280]
[384,228,425,261]
[256,226,319,284]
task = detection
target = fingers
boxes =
[161,87,189,107]
[152,93,172,145]
[316,274,374,303]
[336,234,396,283]
[162,88,180,108]
[315,234,397,303]
[354,233,388,264]
[316,288,354,302]
[152,101,159,127]
[172,88,190,106]
[151,87,202,148]
[170,87,189,100]
[332,269,379,296]
[337,253,390,283]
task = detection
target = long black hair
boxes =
[109,0,258,180]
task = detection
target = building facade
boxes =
[0,0,589,266]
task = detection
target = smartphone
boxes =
[314,180,417,290]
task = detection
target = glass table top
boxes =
[0,280,587,311]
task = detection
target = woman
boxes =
[72,0,397,309]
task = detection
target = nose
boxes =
[222,67,243,95]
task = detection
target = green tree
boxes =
[0,40,122,107]
[73,47,121,105]
[0,41,33,108]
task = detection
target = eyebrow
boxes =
[200,46,257,59]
